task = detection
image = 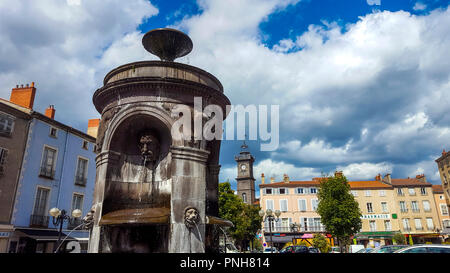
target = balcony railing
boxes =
[30,215,49,228]
[400,209,408,213]
[39,167,55,179]
[415,227,423,231]
[403,227,411,232]
[412,209,420,213]
[264,225,326,233]
[74,175,87,186]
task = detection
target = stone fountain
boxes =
[87,28,232,253]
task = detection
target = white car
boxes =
[394,244,450,253]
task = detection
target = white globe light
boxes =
[72,209,82,218]
[49,207,61,217]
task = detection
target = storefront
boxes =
[9,228,76,253]
[0,225,14,253]
[354,231,396,247]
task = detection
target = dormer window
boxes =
[0,113,14,136]
[82,140,89,150]
[279,188,288,195]
[264,188,273,195]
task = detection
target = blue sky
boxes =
[0,0,449,195]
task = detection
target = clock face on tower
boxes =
[240,164,247,171]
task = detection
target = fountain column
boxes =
[169,146,210,253]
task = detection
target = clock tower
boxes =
[235,141,255,204]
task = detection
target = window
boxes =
[426,218,434,230]
[0,147,8,176]
[379,190,386,197]
[400,201,407,212]
[369,220,376,232]
[280,199,288,212]
[365,190,371,197]
[414,218,423,230]
[298,199,307,211]
[384,220,392,231]
[310,188,317,194]
[266,200,274,210]
[82,140,89,150]
[397,188,404,196]
[440,204,449,216]
[75,158,88,186]
[278,188,288,195]
[311,199,319,211]
[367,202,373,213]
[296,188,304,194]
[443,220,450,228]
[420,188,427,195]
[40,146,57,179]
[0,113,14,136]
[411,201,419,213]
[381,202,388,213]
[351,190,358,197]
[444,175,448,185]
[49,127,57,138]
[408,188,416,196]
[31,187,50,227]
[72,193,84,212]
[242,193,247,203]
[402,218,411,231]
[423,201,431,212]
[264,188,273,195]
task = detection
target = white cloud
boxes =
[338,162,393,180]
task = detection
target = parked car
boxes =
[394,244,450,253]
[263,247,278,253]
[355,248,374,253]
[349,245,365,253]
[280,245,310,253]
[330,247,341,253]
[370,245,409,253]
[308,247,320,253]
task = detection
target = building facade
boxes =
[432,185,450,240]
[435,149,450,206]
[0,83,97,253]
[258,172,443,249]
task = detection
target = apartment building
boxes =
[435,149,450,205]
[349,176,399,247]
[382,174,442,244]
[432,185,450,239]
[259,175,330,249]
[0,83,97,253]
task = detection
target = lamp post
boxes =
[290,222,299,246]
[49,207,82,253]
[259,209,281,253]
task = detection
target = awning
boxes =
[15,229,76,241]
[301,234,314,239]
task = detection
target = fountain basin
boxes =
[99,208,170,225]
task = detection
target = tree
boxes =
[312,234,331,253]
[317,174,362,253]
[392,233,406,245]
[218,182,263,251]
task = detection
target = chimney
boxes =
[261,173,265,184]
[382,173,391,185]
[44,105,55,119]
[375,173,381,181]
[415,174,427,183]
[334,171,343,178]
[283,174,289,183]
[10,82,36,109]
[87,118,100,138]
[443,149,447,156]
[270,177,275,184]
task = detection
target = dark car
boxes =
[281,245,310,253]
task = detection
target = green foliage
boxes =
[316,174,362,252]
[392,232,407,244]
[312,234,331,253]
[218,182,263,250]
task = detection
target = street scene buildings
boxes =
[0,84,97,253]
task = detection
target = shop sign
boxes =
[361,214,390,219]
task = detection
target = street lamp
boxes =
[49,207,82,252]
[290,222,299,246]
[259,209,281,253]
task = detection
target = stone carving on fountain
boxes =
[87,28,232,253]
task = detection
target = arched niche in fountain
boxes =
[102,113,172,217]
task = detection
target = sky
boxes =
[1,0,450,195]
